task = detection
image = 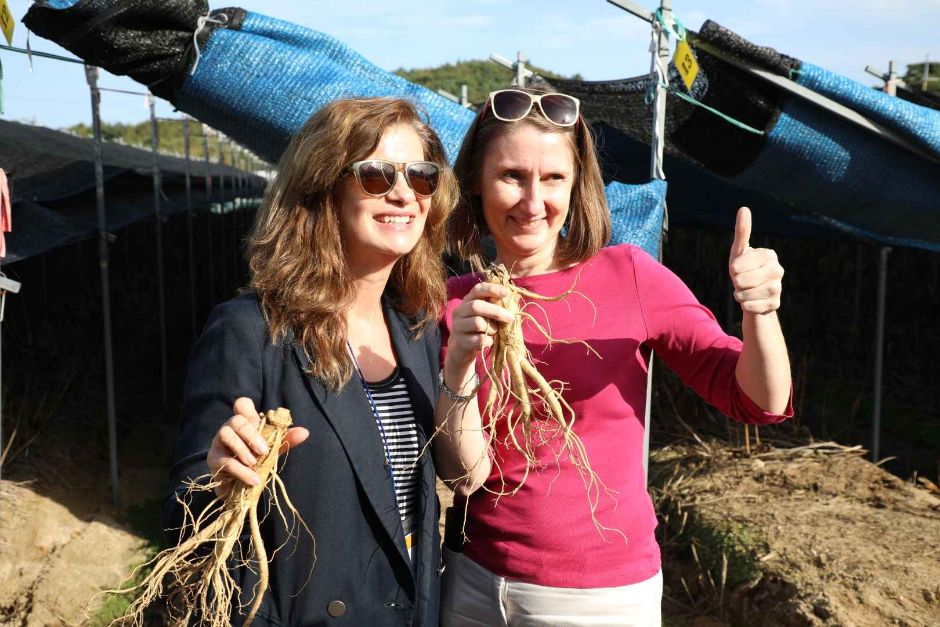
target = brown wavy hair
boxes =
[247,97,458,389]
[448,86,611,271]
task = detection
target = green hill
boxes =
[395,59,581,107]
[903,61,939,94]
[65,121,265,169]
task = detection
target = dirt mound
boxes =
[0,421,170,626]
[5,433,938,626]
[652,442,940,626]
[0,480,149,626]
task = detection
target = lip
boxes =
[508,215,545,229]
[374,213,416,226]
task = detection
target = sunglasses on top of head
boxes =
[486,89,581,127]
[347,160,441,198]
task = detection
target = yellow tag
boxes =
[0,0,14,46]
[673,39,699,92]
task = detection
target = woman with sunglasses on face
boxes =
[164,97,457,626]
[434,88,792,626]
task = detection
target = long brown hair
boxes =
[247,98,458,389]
[448,87,610,271]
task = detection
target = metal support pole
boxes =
[202,126,216,302]
[229,140,240,286]
[607,0,672,481]
[649,1,671,181]
[872,246,890,462]
[183,117,197,339]
[85,65,119,506]
[229,141,239,196]
[148,95,168,411]
[642,0,671,481]
[922,54,931,92]
[852,243,863,331]
[515,51,527,87]
[867,62,898,462]
[217,135,228,298]
[461,84,469,107]
[885,60,899,97]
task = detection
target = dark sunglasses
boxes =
[347,159,441,197]
[486,89,581,127]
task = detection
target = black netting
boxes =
[695,20,800,76]
[1,119,263,262]
[22,0,241,100]
[897,86,940,111]
[541,21,798,178]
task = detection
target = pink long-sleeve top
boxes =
[440,244,793,588]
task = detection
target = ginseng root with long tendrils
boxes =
[109,407,314,627]
[474,264,621,539]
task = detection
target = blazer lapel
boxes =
[291,340,411,572]
[385,304,437,436]
[386,305,440,593]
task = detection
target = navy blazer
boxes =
[163,294,441,626]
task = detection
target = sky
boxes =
[1,0,937,130]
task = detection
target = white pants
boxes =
[440,548,662,627]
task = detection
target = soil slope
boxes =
[652,443,940,626]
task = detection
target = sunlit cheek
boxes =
[545,191,571,218]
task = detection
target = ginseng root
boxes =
[109,407,313,627]
[477,264,621,539]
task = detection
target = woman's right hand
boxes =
[207,397,310,498]
[445,282,514,375]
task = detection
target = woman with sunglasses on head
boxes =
[434,87,792,626]
[164,97,457,626]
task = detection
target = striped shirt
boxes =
[367,368,420,539]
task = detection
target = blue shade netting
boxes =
[174,10,666,256]
[175,10,476,164]
[731,63,940,250]
[607,180,667,259]
[796,63,940,157]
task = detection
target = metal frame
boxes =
[607,0,672,482]
[866,60,900,464]
[84,65,120,505]
[147,95,169,412]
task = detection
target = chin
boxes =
[507,236,549,254]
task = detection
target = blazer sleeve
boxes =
[161,297,268,542]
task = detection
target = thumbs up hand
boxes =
[729,207,784,315]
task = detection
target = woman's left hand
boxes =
[729,207,784,315]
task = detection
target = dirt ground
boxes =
[2,437,939,626]
[0,423,169,626]
[651,442,940,626]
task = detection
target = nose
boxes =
[517,179,544,216]
[385,166,416,204]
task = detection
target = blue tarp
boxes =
[730,63,940,250]
[172,10,666,258]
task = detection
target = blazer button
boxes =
[327,600,346,617]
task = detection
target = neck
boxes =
[345,251,397,315]
[497,246,563,278]
[347,274,387,324]
[345,264,397,381]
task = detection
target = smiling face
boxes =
[478,123,576,276]
[337,123,432,272]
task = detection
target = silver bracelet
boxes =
[439,369,480,403]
